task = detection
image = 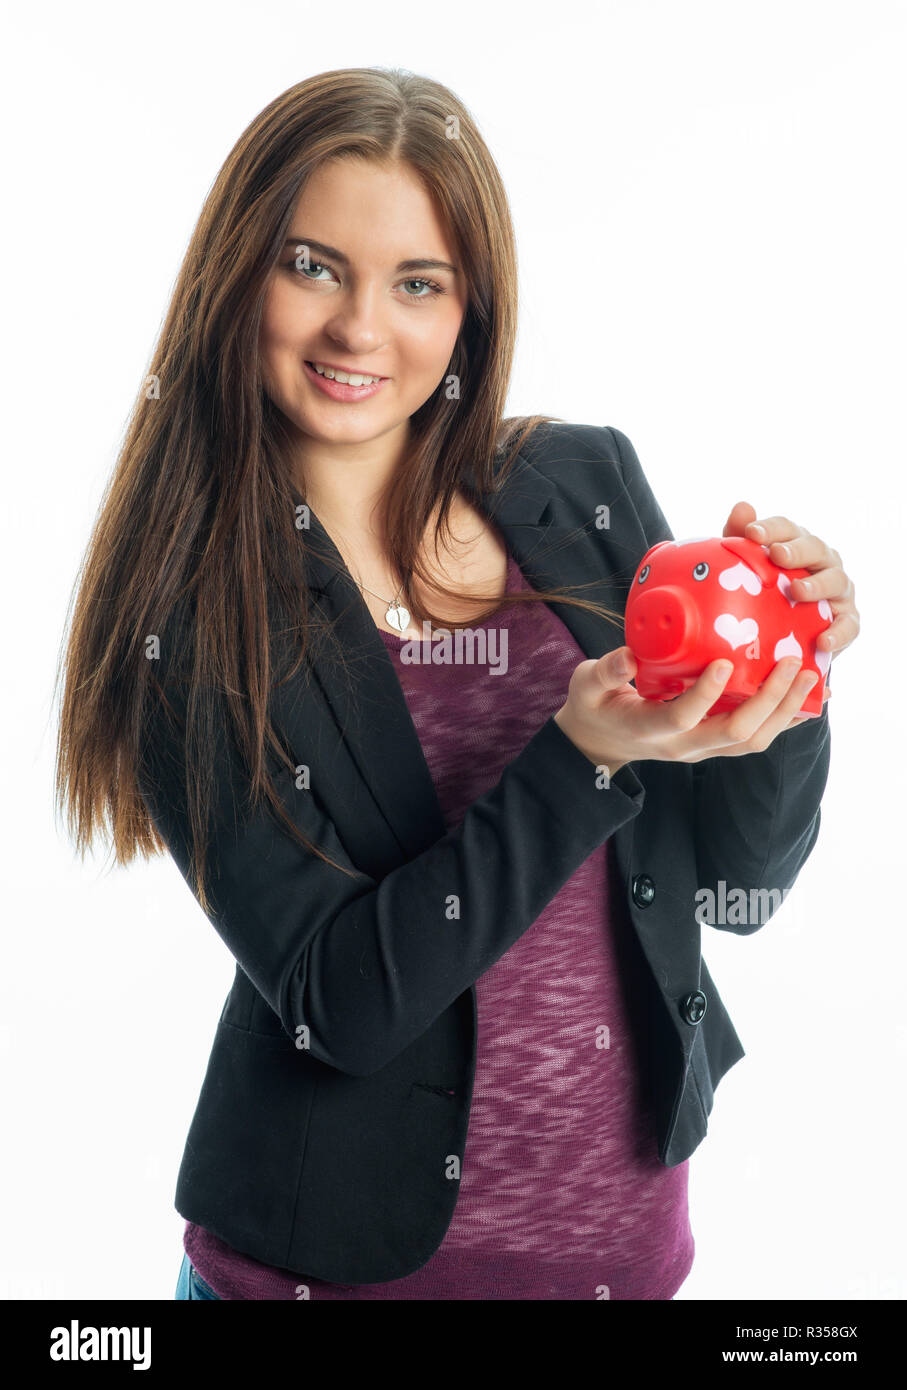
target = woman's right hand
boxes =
[553,646,821,776]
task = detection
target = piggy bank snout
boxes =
[627,585,700,662]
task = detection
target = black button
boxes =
[631,873,655,907]
[680,990,707,1025]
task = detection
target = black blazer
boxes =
[137,422,831,1285]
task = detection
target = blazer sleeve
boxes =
[607,424,831,936]
[137,617,647,1077]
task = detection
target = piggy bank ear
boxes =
[719,536,777,585]
[638,540,674,568]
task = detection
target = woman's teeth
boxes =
[309,362,383,386]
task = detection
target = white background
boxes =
[2,0,903,1301]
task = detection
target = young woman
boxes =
[55,68,856,1301]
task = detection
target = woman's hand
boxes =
[730,498,859,687]
[553,648,819,775]
[554,501,858,774]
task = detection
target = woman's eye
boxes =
[401,278,442,299]
[285,261,443,301]
[294,260,333,282]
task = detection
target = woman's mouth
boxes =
[303,360,389,402]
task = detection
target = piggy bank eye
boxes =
[692,561,710,581]
[637,564,650,584]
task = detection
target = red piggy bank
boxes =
[624,535,832,718]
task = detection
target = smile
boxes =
[308,361,385,385]
[303,360,389,401]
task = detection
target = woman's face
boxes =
[259,158,469,453]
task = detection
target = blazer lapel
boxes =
[278,447,629,862]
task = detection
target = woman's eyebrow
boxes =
[282,235,459,275]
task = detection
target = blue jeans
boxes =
[175,1252,222,1300]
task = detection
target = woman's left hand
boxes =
[722,501,859,717]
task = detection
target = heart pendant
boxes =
[386,602,411,633]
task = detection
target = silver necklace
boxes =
[353,576,411,633]
[312,504,414,631]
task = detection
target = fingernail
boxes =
[715,662,733,679]
[749,525,765,539]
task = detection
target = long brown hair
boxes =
[54,67,628,915]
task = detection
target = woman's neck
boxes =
[290,426,508,632]
[292,420,412,533]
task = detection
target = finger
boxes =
[784,692,829,727]
[575,648,639,709]
[816,609,859,653]
[755,669,822,728]
[723,501,758,537]
[703,658,809,747]
[748,668,820,744]
[589,646,636,691]
[642,656,735,736]
[789,568,853,602]
[745,516,801,545]
[687,666,818,759]
[767,535,831,570]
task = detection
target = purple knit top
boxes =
[183,552,695,1299]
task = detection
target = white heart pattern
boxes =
[714,613,759,650]
[774,632,804,662]
[776,573,798,609]
[719,562,763,596]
